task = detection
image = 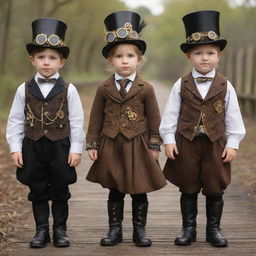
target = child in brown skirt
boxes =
[86,11,166,247]
[160,10,246,247]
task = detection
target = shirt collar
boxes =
[115,72,136,82]
[35,72,60,82]
[192,68,215,78]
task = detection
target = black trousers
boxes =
[108,188,148,203]
[17,136,76,202]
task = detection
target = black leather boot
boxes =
[30,202,50,248]
[53,226,70,247]
[132,201,152,247]
[30,225,50,248]
[100,201,124,246]
[206,197,228,247]
[175,194,197,246]
[52,201,70,247]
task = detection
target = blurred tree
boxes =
[0,0,12,75]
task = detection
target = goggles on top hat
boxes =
[105,22,140,43]
[187,31,219,42]
[35,33,65,47]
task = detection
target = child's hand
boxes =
[222,148,237,163]
[68,153,81,167]
[165,144,179,160]
[149,149,159,161]
[11,152,23,168]
[88,149,98,161]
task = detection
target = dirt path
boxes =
[5,81,256,256]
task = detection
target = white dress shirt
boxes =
[159,68,246,149]
[6,72,85,154]
[114,72,136,92]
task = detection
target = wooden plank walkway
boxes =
[7,82,256,256]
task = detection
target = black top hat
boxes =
[26,18,70,58]
[102,11,146,58]
[180,10,227,53]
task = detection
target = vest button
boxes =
[121,114,125,118]
[194,126,197,132]
[44,102,48,106]
[59,124,63,128]
[122,123,126,127]
[44,130,48,134]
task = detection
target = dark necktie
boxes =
[38,77,57,84]
[195,77,213,83]
[118,79,130,98]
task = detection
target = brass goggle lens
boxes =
[35,34,47,45]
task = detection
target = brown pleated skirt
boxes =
[86,133,166,194]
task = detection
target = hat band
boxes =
[34,33,65,47]
[187,31,220,42]
[105,22,140,43]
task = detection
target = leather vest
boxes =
[24,77,70,141]
[177,72,227,142]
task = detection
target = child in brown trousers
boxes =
[160,10,245,247]
[86,11,166,247]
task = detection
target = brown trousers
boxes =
[163,133,231,196]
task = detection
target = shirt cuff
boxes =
[225,137,240,149]
[69,142,84,154]
[162,134,176,145]
[10,143,22,153]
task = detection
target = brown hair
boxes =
[30,47,64,58]
[107,44,143,59]
[186,44,221,57]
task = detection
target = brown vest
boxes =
[24,77,70,141]
[177,72,227,142]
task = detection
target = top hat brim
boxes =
[102,39,146,58]
[180,39,227,53]
[26,43,70,58]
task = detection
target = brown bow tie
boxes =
[117,79,130,98]
[38,77,57,84]
[195,77,213,83]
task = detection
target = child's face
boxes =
[187,44,220,75]
[108,44,141,77]
[29,48,66,78]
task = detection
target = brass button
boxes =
[44,130,48,134]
